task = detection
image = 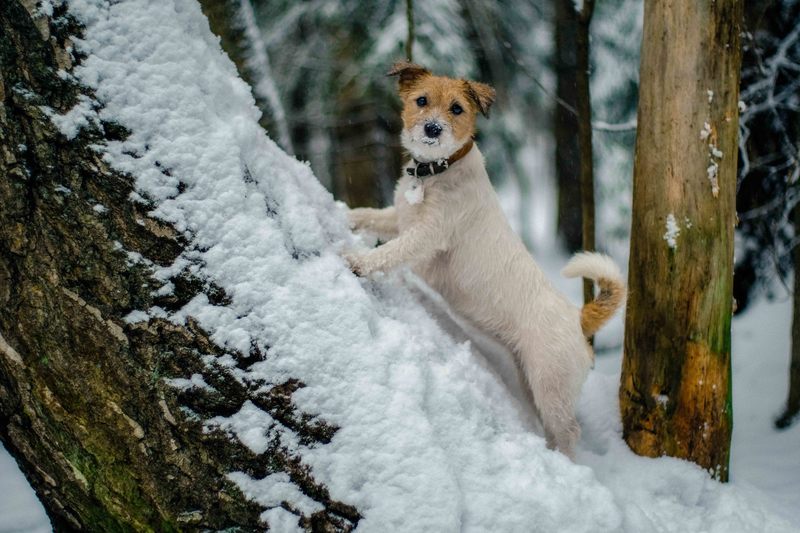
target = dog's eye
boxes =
[416,96,427,107]
[451,103,463,115]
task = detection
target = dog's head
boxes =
[389,61,495,163]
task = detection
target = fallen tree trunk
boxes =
[0,2,357,529]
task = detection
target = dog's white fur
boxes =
[347,135,624,461]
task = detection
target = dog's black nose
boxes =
[424,122,442,138]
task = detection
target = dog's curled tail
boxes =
[561,252,626,338]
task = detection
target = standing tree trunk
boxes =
[405,0,415,61]
[620,0,743,481]
[575,0,596,307]
[0,2,358,529]
[776,202,800,429]
[554,0,582,253]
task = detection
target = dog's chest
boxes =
[394,175,428,231]
[393,174,459,286]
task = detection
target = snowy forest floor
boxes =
[2,278,798,532]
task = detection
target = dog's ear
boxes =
[465,80,496,118]
[387,61,430,93]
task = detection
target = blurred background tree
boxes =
[737,0,800,427]
[200,0,642,257]
[736,0,800,310]
[199,0,798,375]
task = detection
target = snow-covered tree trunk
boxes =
[198,0,293,153]
[619,0,743,481]
[0,2,358,529]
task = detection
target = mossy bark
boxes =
[620,0,743,481]
[0,2,358,530]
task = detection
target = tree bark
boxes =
[620,0,743,481]
[776,201,800,429]
[554,0,583,253]
[405,0,415,61]
[0,2,358,529]
[575,0,596,307]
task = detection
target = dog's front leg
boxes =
[348,206,399,241]
[345,215,445,276]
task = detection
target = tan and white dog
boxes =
[345,61,625,459]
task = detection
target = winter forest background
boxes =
[1,0,799,531]
[204,0,799,303]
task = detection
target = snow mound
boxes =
[58,0,796,531]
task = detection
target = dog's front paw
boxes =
[343,252,369,277]
[347,209,367,231]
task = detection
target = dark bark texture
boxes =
[554,0,582,253]
[620,0,743,481]
[575,0,596,307]
[776,201,800,429]
[0,2,358,530]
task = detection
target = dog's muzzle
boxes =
[424,121,443,138]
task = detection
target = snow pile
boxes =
[0,443,51,533]
[37,0,798,531]
[730,293,800,520]
[41,94,99,140]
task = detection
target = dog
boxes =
[345,61,625,459]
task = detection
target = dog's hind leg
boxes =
[536,391,581,461]
[517,346,583,461]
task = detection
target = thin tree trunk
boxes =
[620,0,743,482]
[406,0,415,61]
[575,0,595,307]
[776,202,800,429]
[554,0,582,253]
[0,2,358,529]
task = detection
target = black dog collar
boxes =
[407,159,449,177]
[406,140,474,178]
